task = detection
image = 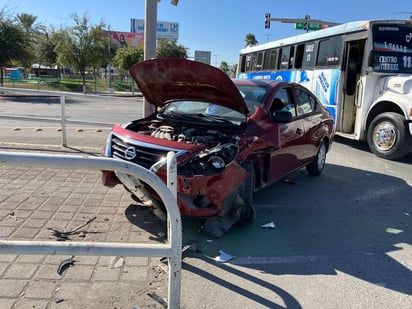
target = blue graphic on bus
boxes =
[237,69,340,122]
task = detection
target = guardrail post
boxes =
[0,152,182,308]
[59,95,67,147]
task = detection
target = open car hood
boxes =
[130,58,249,116]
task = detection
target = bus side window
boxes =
[295,44,305,69]
[263,49,277,70]
[279,47,291,70]
[303,42,316,68]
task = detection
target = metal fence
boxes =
[0,151,182,308]
[0,87,138,147]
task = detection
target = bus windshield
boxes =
[369,23,412,74]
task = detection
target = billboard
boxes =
[130,19,179,40]
[195,51,211,65]
[105,31,144,48]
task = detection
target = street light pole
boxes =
[142,1,179,117]
[143,0,158,117]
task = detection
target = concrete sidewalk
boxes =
[0,145,170,308]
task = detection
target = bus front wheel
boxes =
[367,112,412,160]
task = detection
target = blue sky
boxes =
[3,0,411,66]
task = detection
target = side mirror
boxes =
[273,110,293,123]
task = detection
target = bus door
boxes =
[340,39,366,133]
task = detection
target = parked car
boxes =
[102,58,334,237]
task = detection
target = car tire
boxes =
[204,216,237,238]
[306,141,327,176]
[367,112,412,160]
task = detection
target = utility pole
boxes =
[143,0,158,117]
[142,0,179,117]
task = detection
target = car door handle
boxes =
[296,128,303,135]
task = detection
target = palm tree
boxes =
[15,13,44,34]
[245,33,258,47]
[15,13,46,70]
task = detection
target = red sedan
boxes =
[102,58,334,237]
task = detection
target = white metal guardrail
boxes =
[0,87,139,147]
[0,151,181,308]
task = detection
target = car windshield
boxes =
[235,84,268,114]
[159,101,246,125]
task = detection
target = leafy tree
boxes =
[245,33,258,47]
[113,47,144,80]
[54,13,106,93]
[220,61,229,74]
[0,20,28,86]
[35,28,58,68]
[156,39,188,58]
[88,25,111,79]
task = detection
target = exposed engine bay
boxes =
[125,120,239,148]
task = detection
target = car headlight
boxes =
[182,143,239,176]
[209,155,226,169]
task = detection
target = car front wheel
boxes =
[367,112,412,160]
[306,141,327,176]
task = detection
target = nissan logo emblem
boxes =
[124,146,137,160]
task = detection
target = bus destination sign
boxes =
[370,50,412,74]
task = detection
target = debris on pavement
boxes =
[7,211,17,221]
[48,215,97,240]
[110,256,125,269]
[57,256,76,275]
[260,221,276,228]
[214,250,235,263]
[147,292,168,308]
[160,243,199,264]
[282,178,296,185]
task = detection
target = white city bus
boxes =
[237,19,412,160]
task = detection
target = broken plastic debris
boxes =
[7,211,17,221]
[260,221,276,228]
[48,215,97,240]
[110,256,125,269]
[147,293,168,308]
[57,256,76,275]
[214,250,234,263]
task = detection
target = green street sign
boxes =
[295,22,324,31]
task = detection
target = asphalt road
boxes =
[1,95,411,308]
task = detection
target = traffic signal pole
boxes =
[264,14,340,31]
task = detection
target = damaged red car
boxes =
[102,58,334,237]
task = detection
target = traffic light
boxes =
[265,13,271,29]
[303,15,310,31]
